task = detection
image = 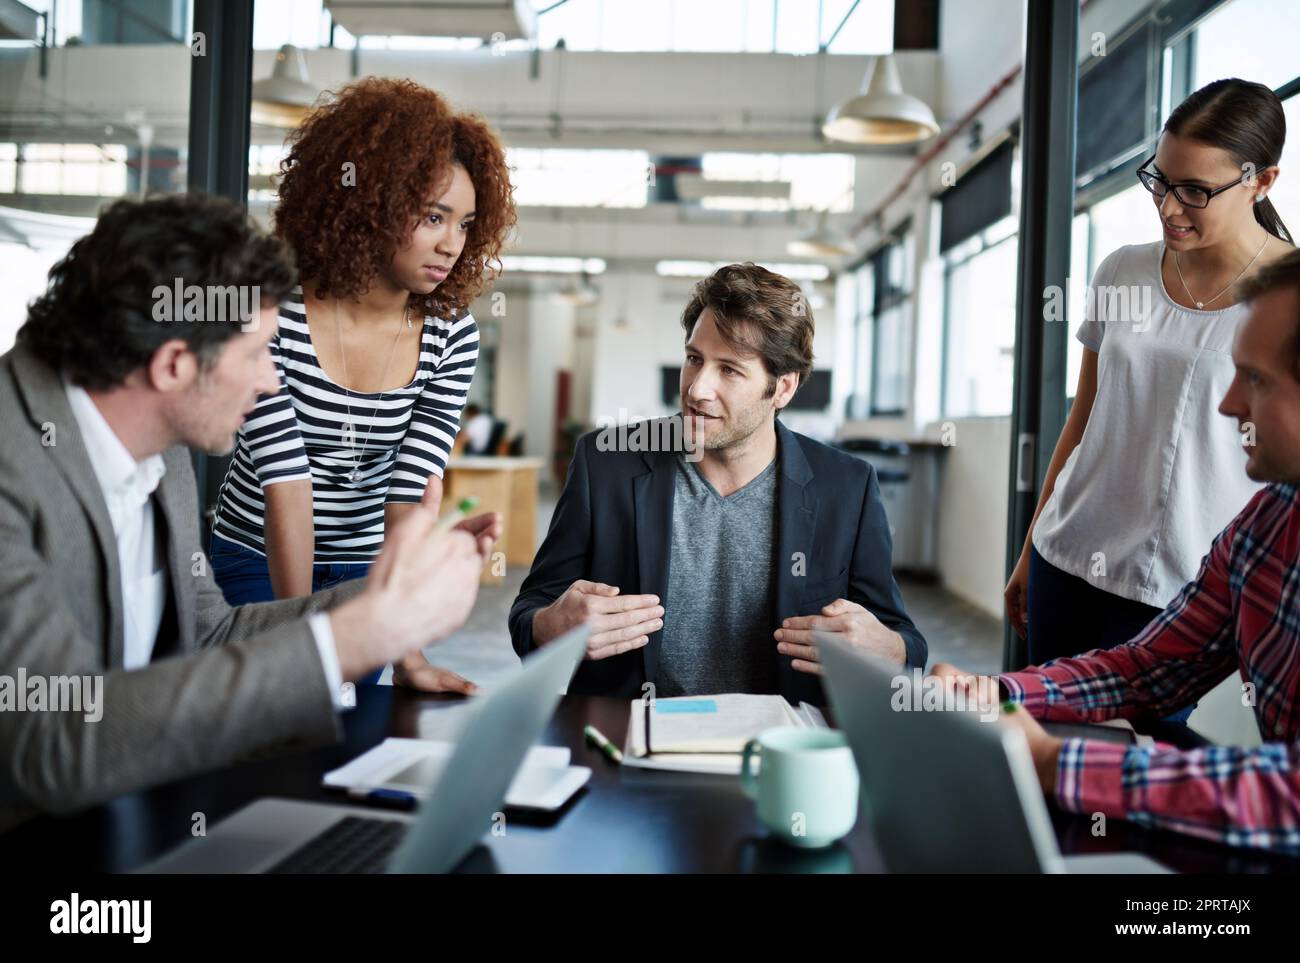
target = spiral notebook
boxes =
[623,694,828,774]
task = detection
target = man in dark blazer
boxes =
[510,263,925,706]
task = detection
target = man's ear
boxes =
[145,338,200,393]
[772,371,800,411]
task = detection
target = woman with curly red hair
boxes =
[209,77,516,692]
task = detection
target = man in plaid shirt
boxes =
[934,249,1300,853]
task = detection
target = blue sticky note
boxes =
[655,699,718,714]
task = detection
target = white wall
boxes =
[476,282,577,468]
[588,272,674,426]
[525,295,576,467]
[935,417,1012,616]
[571,303,597,432]
[484,287,531,451]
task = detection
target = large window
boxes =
[1066,211,1090,398]
[508,148,651,208]
[0,1,192,354]
[848,263,874,419]
[942,222,1018,419]
[0,143,131,196]
[1088,181,1157,258]
[1064,183,1154,398]
[935,135,1019,420]
[699,153,855,213]
[848,230,913,418]
[1275,94,1300,240]
[1191,0,1300,94]
[871,235,913,416]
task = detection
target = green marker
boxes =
[1001,700,1018,715]
[584,724,624,765]
[434,496,479,535]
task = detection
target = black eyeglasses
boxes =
[1135,153,1249,209]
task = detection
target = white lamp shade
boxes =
[787,210,855,258]
[823,54,939,145]
[252,45,319,128]
[557,274,599,306]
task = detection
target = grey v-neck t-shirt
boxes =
[655,453,780,697]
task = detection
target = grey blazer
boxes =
[0,344,363,827]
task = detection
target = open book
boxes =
[624,694,828,774]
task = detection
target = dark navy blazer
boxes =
[508,418,927,706]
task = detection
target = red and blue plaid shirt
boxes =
[1000,483,1300,854]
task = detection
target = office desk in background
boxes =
[443,456,544,585]
[1,686,1296,874]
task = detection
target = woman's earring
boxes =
[1256,193,1266,202]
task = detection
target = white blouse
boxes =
[1032,240,1263,608]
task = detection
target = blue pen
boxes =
[355,787,418,810]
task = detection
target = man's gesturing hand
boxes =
[331,505,483,680]
[775,598,906,675]
[532,580,663,661]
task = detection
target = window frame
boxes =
[856,221,913,419]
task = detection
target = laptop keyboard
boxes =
[267,815,408,874]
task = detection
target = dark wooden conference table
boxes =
[1,685,1296,873]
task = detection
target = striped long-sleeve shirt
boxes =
[212,287,478,563]
[1000,483,1300,854]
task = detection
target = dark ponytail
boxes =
[1165,78,1292,244]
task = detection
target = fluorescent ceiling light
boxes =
[787,210,855,258]
[500,256,607,274]
[656,260,830,281]
[673,175,791,202]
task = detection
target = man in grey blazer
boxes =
[0,194,495,828]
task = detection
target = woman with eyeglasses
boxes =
[1004,78,1293,687]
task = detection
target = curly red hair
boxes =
[274,77,516,317]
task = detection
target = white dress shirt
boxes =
[64,382,350,708]
[64,382,167,670]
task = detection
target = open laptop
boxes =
[139,627,589,874]
[816,632,1170,873]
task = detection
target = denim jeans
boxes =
[209,533,380,684]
